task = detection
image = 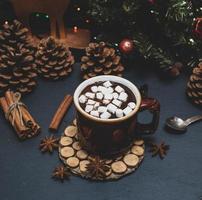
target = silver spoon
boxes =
[166,115,202,132]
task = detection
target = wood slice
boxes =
[59,120,145,180]
[60,146,74,158]
[66,157,79,168]
[60,136,73,146]
[111,161,127,174]
[123,154,139,167]
[65,126,77,137]
[131,146,144,156]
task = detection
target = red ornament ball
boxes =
[119,39,134,54]
[193,18,202,39]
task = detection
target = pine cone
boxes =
[81,42,124,79]
[186,62,202,106]
[36,37,74,80]
[0,20,37,95]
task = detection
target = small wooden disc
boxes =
[79,160,90,173]
[66,157,79,168]
[105,159,113,164]
[111,161,127,174]
[61,147,75,158]
[123,154,139,167]
[77,150,88,160]
[65,126,78,137]
[60,136,73,146]
[134,139,144,146]
[73,119,77,126]
[131,146,144,156]
[105,168,112,177]
[72,142,81,151]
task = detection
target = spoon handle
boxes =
[185,115,202,126]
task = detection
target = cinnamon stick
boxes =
[0,90,40,139]
[5,91,27,134]
[49,94,73,132]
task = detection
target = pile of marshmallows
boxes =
[79,81,136,119]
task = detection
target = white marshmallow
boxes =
[103,99,110,105]
[104,93,113,100]
[90,110,99,118]
[100,111,111,119]
[116,109,124,118]
[128,102,136,109]
[98,106,107,113]
[118,92,128,102]
[91,86,98,93]
[96,92,103,100]
[115,85,124,93]
[87,99,96,105]
[85,92,95,99]
[103,81,112,88]
[98,86,107,94]
[112,99,122,107]
[106,87,114,94]
[107,103,117,114]
[79,95,87,104]
[94,102,100,109]
[123,106,132,116]
[112,92,119,99]
[85,105,93,113]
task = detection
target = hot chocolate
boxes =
[78,80,136,119]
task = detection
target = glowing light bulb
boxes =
[77,7,81,11]
[73,26,78,33]
[4,21,8,25]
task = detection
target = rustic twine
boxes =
[6,92,27,126]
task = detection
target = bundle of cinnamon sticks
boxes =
[0,90,40,139]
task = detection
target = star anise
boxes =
[86,156,110,179]
[149,142,170,159]
[52,165,70,182]
[39,135,59,153]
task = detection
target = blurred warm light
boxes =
[73,26,78,33]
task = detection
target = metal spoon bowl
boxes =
[166,115,202,133]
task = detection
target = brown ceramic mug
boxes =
[74,75,160,158]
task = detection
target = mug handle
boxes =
[136,97,160,134]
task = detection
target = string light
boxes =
[77,7,81,11]
[73,26,78,33]
[4,21,8,25]
[45,15,49,19]
[86,19,90,23]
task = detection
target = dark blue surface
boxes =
[0,63,202,200]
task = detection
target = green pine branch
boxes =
[133,33,174,69]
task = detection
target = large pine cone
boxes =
[187,62,202,106]
[36,37,74,80]
[81,42,124,79]
[0,20,37,95]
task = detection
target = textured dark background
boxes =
[0,63,202,200]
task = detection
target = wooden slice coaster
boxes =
[111,161,127,174]
[72,142,81,151]
[60,147,75,158]
[79,160,90,173]
[65,126,77,137]
[131,146,144,156]
[66,157,79,168]
[123,154,139,167]
[60,136,73,146]
[134,139,144,146]
[59,120,145,180]
[77,150,88,160]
